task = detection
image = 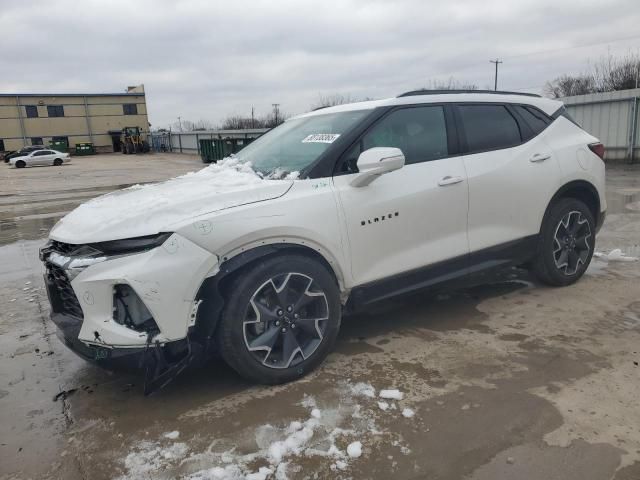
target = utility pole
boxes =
[177,116,183,132]
[490,59,503,91]
[251,106,255,128]
[272,103,280,125]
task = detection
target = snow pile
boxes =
[120,441,189,478]
[594,249,638,262]
[347,441,362,458]
[349,382,376,398]
[184,398,365,480]
[118,383,415,479]
[52,158,293,241]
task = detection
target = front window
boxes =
[233,110,369,177]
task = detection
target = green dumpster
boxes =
[74,143,95,156]
[49,139,68,153]
[199,136,258,163]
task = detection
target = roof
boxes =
[0,92,144,97]
[295,91,562,119]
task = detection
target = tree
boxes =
[170,118,214,131]
[311,93,374,111]
[417,77,479,91]
[545,53,640,98]
[220,111,288,130]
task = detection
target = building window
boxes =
[123,103,138,115]
[31,137,44,146]
[47,105,65,117]
[0,140,5,151]
[25,105,39,118]
[52,136,69,146]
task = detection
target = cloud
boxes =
[1,0,639,128]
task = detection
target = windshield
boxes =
[234,110,369,177]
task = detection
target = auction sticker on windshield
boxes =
[302,134,341,143]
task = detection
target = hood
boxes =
[50,159,294,244]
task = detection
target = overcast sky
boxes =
[2,0,640,129]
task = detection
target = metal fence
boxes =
[563,88,639,163]
[148,129,269,155]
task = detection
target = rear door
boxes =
[333,104,469,286]
[457,103,560,254]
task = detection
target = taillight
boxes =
[588,142,605,160]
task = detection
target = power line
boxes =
[501,33,640,60]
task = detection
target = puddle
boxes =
[605,191,640,215]
[0,215,63,246]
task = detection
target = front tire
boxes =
[532,198,595,286]
[53,158,63,166]
[217,254,341,384]
[15,160,26,168]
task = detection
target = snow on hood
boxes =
[50,159,295,244]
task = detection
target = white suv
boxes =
[40,90,606,392]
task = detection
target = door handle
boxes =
[438,175,464,186]
[530,153,551,162]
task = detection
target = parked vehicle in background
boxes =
[10,149,70,168]
[4,145,46,163]
[40,90,606,393]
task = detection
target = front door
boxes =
[332,105,469,287]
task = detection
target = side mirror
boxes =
[350,147,405,187]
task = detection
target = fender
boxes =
[191,242,347,358]
[541,180,603,232]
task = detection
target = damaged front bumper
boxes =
[41,233,218,393]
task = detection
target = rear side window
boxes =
[513,105,550,137]
[458,105,521,153]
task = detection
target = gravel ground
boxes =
[1,154,639,480]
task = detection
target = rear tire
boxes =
[531,198,595,286]
[217,254,341,384]
[53,158,63,166]
[15,160,26,168]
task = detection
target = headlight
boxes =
[90,232,172,255]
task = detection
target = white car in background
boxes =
[10,149,70,168]
[40,90,606,393]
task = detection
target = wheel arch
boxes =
[542,180,601,232]
[190,242,346,352]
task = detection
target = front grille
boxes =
[43,241,85,319]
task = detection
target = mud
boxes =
[1,157,639,479]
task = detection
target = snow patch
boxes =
[594,249,638,262]
[379,389,403,400]
[163,430,180,440]
[402,408,415,418]
[349,382,376,398]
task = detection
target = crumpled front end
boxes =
[40,233,218,393]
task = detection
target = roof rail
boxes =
[397,89,541,98]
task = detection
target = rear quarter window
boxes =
[514,106,550,134]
